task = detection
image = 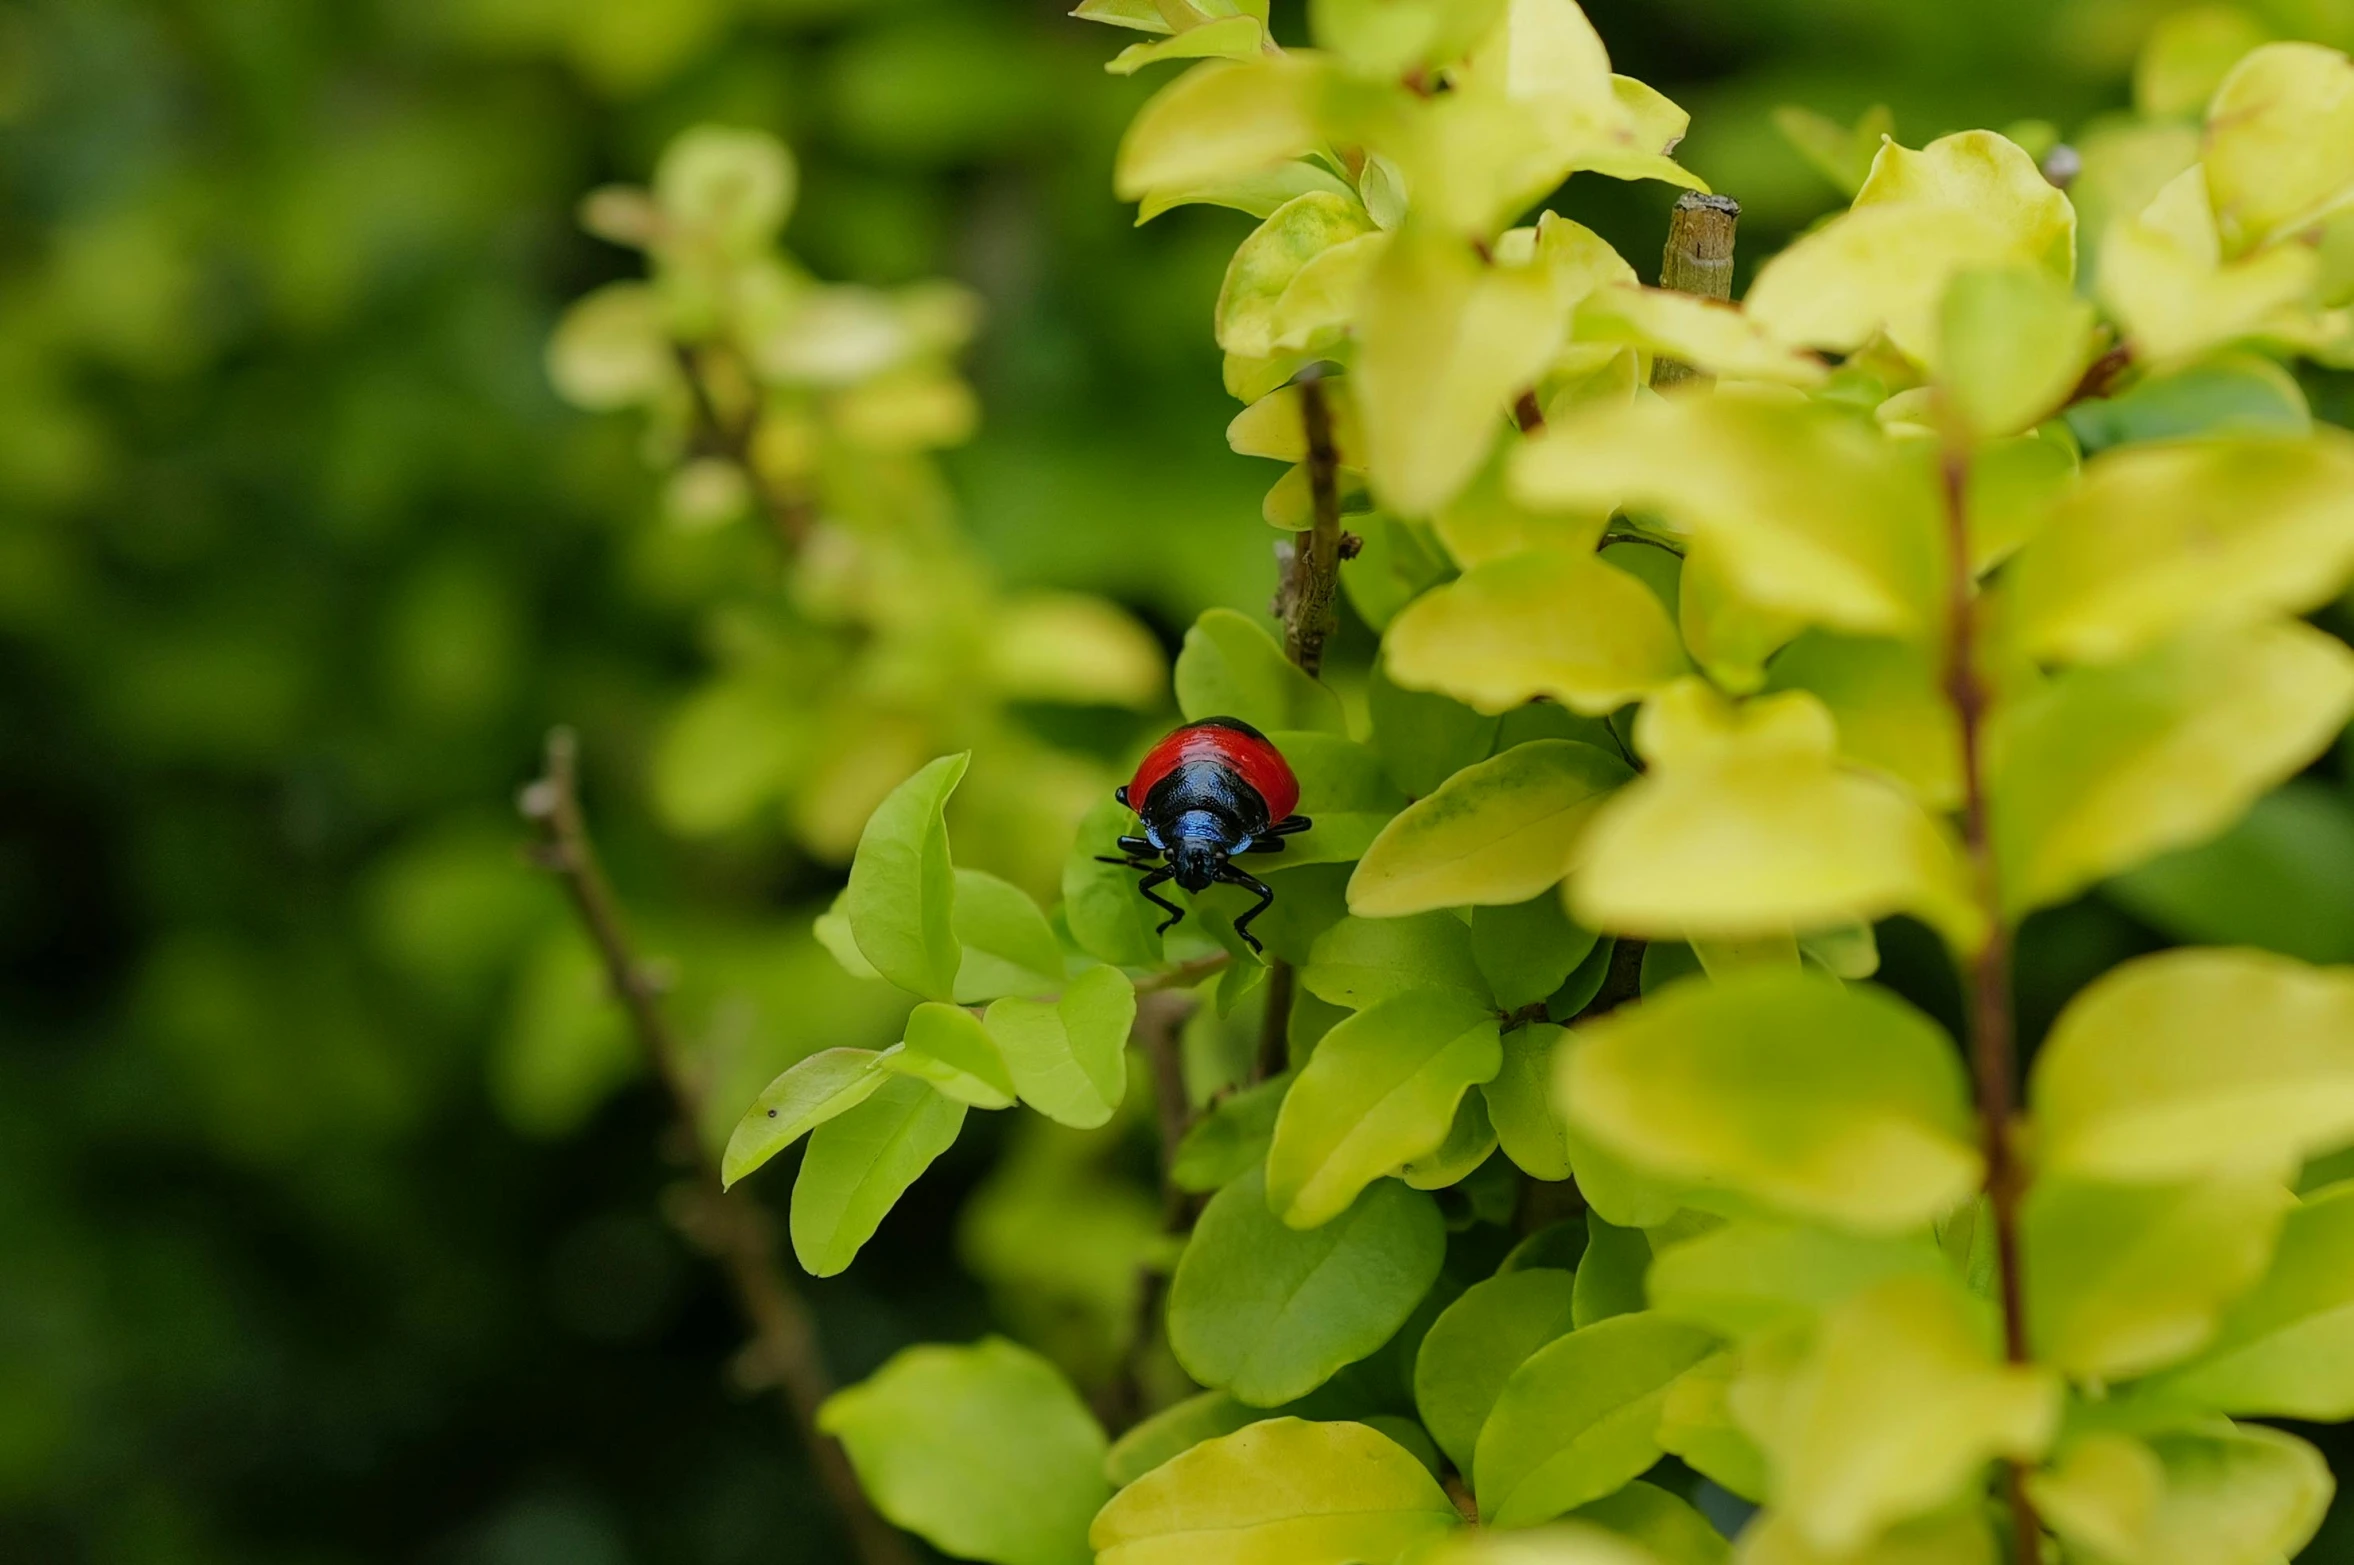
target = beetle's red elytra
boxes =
[1098,717,1312,955]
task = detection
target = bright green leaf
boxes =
[1938,264,2097,439]
[1267,991,1503,1227]
[954,868,1064,1003]
[790,1075,968,1276]
[984,964,1136,1130]
[847,752,970,1002]
[1168,1166,1447,1406]
[1570,1213,1650,1328]
[1472,1311,1717,1526]
[2034,1422,2332,1565]
[1065,796,1167,970]
[1173,1072,1292,1193]
[1218,192,1379,359]
[820,1336,1107,1565]
[722,1047,889,1188]
[1487,1022,1574,1180]
[1475,896,1599,1013]
[1302,912,1491,1011]
[1176,608,1346,735]
[885,1001,1019,1109]
[2147,1180,2354,1417]
[1568,1481,1729,1565]
[1414,1267,1579,1475]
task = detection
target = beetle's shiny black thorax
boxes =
[1140,761,1269,892]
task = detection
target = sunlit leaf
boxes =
[2031,947,2354,1183]
[2002,429,2354,665]
[1384,550,1686,716]
[885,1001,1018,1109]
[1559,968,1981,1232]
[1303,911,1491,1011]
[2024,1172,2290,1382]
[1350,740,1633,917]
[1218,193,1380,359]
[1989,621,2354,916]
[2032,1423,2331,1565]
[1937,264,2097,439]
[1733,1274,2059,1553]
[1090,1417,1461,1565]
[1115,58,1322,203]
[1647,1220,1949,1341]
[2148,1180,2354,1417]
[1107,14,1266,76]
[1514,391,1943,638]
[2203,41,2354,252]
[953,869,1064,1003]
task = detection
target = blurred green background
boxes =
[7,0,2354,1561]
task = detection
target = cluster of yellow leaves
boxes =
[550,126,1164,885]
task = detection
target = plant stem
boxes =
[1934,451,2040,1565]
[1280,367,1346,677]
[1652,193,1741,388]
[675,343,816,552]
[1255,959,1296,1081]
[520,729,911,1565]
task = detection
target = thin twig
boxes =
[674,343,816,553]
[1255,960,1296,1081]
[1102,988,1200,1431]
[521,729,912,1565]
[1280,368,1346,676]
[1935,449,2040,1565]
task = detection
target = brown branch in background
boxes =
[674,343,816,552]
[1651,192,1741,389]
[1255,961,1296,1082]
[520,730,912,1565]
[1933,453,2041,1565]
[1279,367,1347,677]
[1101,988,1201,1431]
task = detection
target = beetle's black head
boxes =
[1163,808,1239,893]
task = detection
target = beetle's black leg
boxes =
[1219,863,1276,955]
[1135,865,1185,933]
[1094,854,1158,867]
[1113,834,1154,856]
[1266,815,1314,837]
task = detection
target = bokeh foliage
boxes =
[8,0,2354,1562]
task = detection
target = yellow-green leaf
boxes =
[1266,991,1503,1228]
[2030,947,2354,1183]
[1115,58,1321,203]
[1762,632,1961,811]
[1988,620,2354,915]
[1383,549,1686,716]
[1175,607,1347,734]
[2097,165,2329,366]
[722,1047,890,1188]
[1218,192,1380,359]
[1575,284,1828,387]
[2147,1180,2354,1418]
[1937,264,2097,439]
[1558,968,1982,1233]
[2002,429,2354,665]
[1572,682,1977,948]
[1473,1311,1718,1526]
[2022,1173,2292,1381]
[1852,129,2077,279]
[1356,223,1575,516]
[1089,1417,1461,1565]
[1349,740,1634,917]
[2033,1423,2332,1565]
[2203,41,2354,253]
[1732,1274,2059,1554]
[884,1001,1019,1109]
[1107,13,1265,75]
[1513,391,1943,638]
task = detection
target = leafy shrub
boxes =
[575,4,2354,1564]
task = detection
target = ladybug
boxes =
[1099,717,1312,954]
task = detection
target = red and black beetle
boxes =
[1098,717,1312,954]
